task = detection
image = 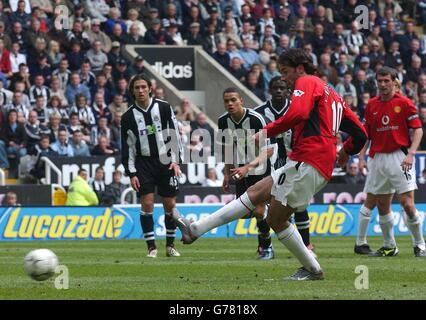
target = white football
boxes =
[23,249,59,281]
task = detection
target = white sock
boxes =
[277,224,321,273]
[191,192,255,237]
[406,210,426,250]
[379,213,396,248]
[356,205,372,246]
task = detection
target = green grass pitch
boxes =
[1,236,425,300]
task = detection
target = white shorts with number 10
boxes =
[271,160,327,211]
[363,149,417,195]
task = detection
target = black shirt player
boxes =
[255,76,315,254]
[217,87,276,260]
[121,74,182,258]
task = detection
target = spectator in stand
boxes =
[66,41,86,72]
[0,39,13,78]
[91,135,116,155]
[222,19,242,49]
[89,166,106,203]
[344,161,366,185]
[84,0,110,23]
[87,18,112,53]
[10,0,31,30]
[175,98,195,122]
[65,72,91,106]
[70,94,96,128]
[86,40,108,73]
[78,61,96,91]
[102,170,127,205]
[105,7,127,36]
[1,109,27,160]
[245,71,266,100]
[29,74,50,107]
[91,72,114,105]
[154,86,166,100]
[91,91,112,123]
[144,18,174,45]
[212,42,230,70]
[65,168,99,206]
[115,77,131,104]
[263,59,281,91]
[123,23,145,45]
[9,42,25,75]
[66,21,91,52]
[1,191,21,206]
[336,72,358,107]
[406,55,426,83]
[275,4,294,36]
[108,94,127,118]
[50,128,73,157]
[239,38,261,70]
[126,8,147,37]
[90,116,111,146]
[318,52,338,86]
[25,109,50,154]
[69,129,91,157]
[51,58,70,92]
[128,56,145,77]
[47,112,66,143]
[29,134,57,179]
[166,22,185,46]
[346,21,365,56]
[202,168,222,187]
[229,56,248,83]
[109,23,125,44]
[67,112,90,142]
[113,58,132,80]
[185,22,205,47]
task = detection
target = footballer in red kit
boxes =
[354,67,425,258]
[175,49,368,280]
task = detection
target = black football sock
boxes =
[165,213,177,247]
[295,210,311,246]
[257,218,272,249]
[140,211,156,250]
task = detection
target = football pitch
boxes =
[1,236,426,300]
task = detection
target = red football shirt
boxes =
[364,92,422,158]
[264,75,366,180]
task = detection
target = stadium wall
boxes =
[1,204,425,241]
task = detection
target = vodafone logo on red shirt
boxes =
[381,115,390,125]
[293,90,305,97]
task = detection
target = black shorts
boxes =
[274,157,287,170]
[136,157,179,198]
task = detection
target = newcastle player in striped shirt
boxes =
[255,76,315,255]
[121,74,182,258]
[217,87,276,260]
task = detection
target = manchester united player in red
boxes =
[174,49,367,280]
[354,67,425,257]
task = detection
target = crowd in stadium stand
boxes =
[0,0,426,191]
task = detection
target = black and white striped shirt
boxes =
[121,97,182,178]
[29,85,50,107]
[217,108,274,175]
[254,99,292,159]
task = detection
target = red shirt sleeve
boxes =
[341,105,368,155]
[404,97,422,129]
[264,76,323,138]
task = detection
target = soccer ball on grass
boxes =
[23,249,59,281]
